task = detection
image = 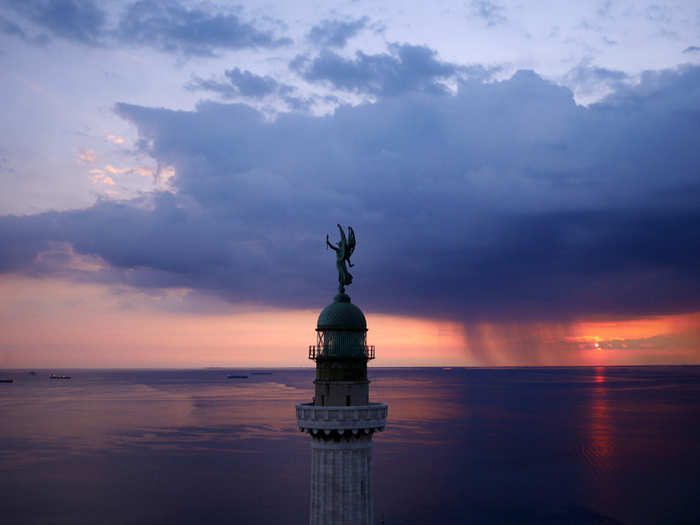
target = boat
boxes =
[50,374,71,380]
[0,379,13,383]
[227,375,248,379]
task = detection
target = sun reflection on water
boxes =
[586,366,614,473]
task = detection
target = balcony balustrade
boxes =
[308,344,375,360]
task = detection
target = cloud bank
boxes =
[1,65,700,325]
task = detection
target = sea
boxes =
[1,367,699,525]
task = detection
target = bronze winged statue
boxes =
[326,224,356,294]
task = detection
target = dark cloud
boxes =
[683,46,700,54]
[186,67,292,99]
[0,15,29,39]
[4,0,106,45]
[2,65,700,323]
[115,0,291,56]
[223,68,287,97]
[568,63,628,83]
[0,15,50,45]
[185,76,238,99]
[307,17,368,48]
[293,44,460,96]
[564,61,629,98]
[2,0,291,55]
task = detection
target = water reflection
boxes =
[0,371,312,467]
[585,366,614,473]
[1,367,699,525]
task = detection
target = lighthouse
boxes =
[296,225,388,525]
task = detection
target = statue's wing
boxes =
[347,226,356,257]
[337,224,348,250]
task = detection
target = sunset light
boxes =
[1,1,699,524]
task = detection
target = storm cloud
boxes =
[292,44,461,97]
[0,0,291,55]
[1,65,700,322]
[115,0,291,56]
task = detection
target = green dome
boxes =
[317,293,367,331]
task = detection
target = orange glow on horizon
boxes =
[570,312,700,343]
[0,275,468,368]
[0,274,698,368]
[459,312,700,366]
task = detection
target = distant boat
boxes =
[50,374,71,380]
[227,375,248,379]
[0,379,13,383]
[28,371,37,376]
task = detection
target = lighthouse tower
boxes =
[296,226,387,525]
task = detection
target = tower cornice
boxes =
[296,402,388,434]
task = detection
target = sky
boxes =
[1,0,699,368]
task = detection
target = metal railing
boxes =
[308,344,375,360]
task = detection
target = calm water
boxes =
[1,367,699,524]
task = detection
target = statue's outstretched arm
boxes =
[326,235,338,251]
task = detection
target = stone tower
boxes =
[296,227,387,525]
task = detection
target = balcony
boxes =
[308,344,375,360]
[295,402,388,434]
